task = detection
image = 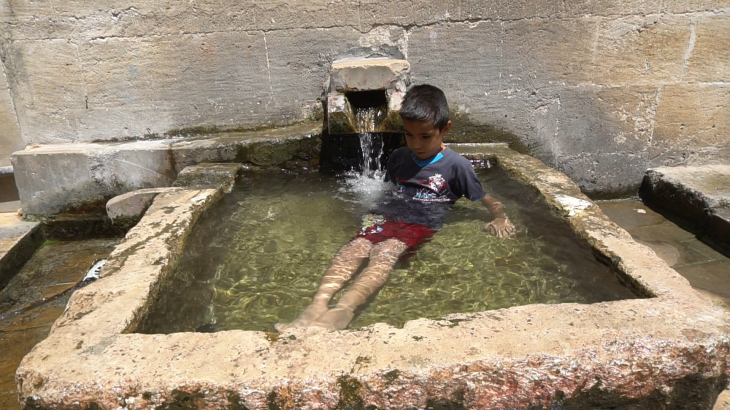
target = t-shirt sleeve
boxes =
[452,156,487,201]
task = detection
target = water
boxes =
[139,169,636,334]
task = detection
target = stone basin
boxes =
[16,144,730,409]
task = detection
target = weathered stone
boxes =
[2,0,729,196]
[106,187,183,229]
[329,58,410,93]
[640,165,730,255]
[265,27,362,122]
[77,32,273,141]
[12,141,176,216]
[0,61,24,167]
[651,84,730,166]
[592,15,690,86]
[0,213,42,291]
[11,122,321,216]
[326,93,357,134]
[661,0,730,13]
[172,163,243,192]
[686,15,730,83]
[14,145,730,409]
[358,0,459,28]
[4,39,87,143]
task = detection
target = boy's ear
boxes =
[441,120,452,135]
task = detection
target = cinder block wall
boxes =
[1,0,728,195]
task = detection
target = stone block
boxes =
[77,32,273,141]
[559,151,649,198]
[5,39,86,142]
[252,0,359,31]
[4,1,256,41]
[0,62,24,164]
[326,93,357,134]
[330,58,409,93]
[11,141,175,216]
[358,0,459,28]
[0,214,42,291]
[685,16,730,83]
[264,27,362,121]
[106,187,182,229]
[661,0,730,13]
[651,84,730,166]
[592,15,690,86]
[172,163,243,192]
[409,19,596,94]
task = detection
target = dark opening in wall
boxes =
[345,90,387,110]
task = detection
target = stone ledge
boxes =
[11,122,321,216]
[15,146,730,409]
[0,214,43,291]
[640,165,730,256]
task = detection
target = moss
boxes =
[266,391,281,410]
[336,375,378,410]
[226,392,251,410]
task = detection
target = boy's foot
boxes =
[309,307,354,331]
[274,303,329,332]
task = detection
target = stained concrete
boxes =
[1,1,729,195]
[15,145,730,409]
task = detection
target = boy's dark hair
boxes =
[399,84,450,130]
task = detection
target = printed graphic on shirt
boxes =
[394,174,452,202]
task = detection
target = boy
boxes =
[276,84,515,331]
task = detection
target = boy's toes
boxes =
[310,307,354,331]
[274,322,291,332]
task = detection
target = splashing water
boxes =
[337,107,392,208]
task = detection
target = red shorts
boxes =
[356,218,435,248]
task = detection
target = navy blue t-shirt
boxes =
[372,147,486,229]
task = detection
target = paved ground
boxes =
[598,199,730,409]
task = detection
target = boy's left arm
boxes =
[480,194,516,238]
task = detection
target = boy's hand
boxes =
[484,217,516,238]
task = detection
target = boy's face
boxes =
[402,119,452,160]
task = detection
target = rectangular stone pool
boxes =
[139,167,636,334]
[15,144,729,409]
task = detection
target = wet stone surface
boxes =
[0,238,118,410]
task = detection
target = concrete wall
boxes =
[1,0,729,195]
[0,2,24,167]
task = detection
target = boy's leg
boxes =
[275,237,373,331]
[310,238,409,330]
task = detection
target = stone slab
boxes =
[172,163,243,193]
[15,145,730,409]
[0,213,42,291]
[11,122,321,216]
[329,58,410,93]
[106,188,183,230]
[641,165,730,256]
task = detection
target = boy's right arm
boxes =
[480,194,516,238]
